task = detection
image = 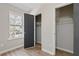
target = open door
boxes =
[24,13,34,48]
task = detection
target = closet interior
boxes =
[56,4,74,55]
[35,14,41,46]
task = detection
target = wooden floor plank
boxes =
[0,44,73,56]
[1,44,51,56]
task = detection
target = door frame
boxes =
[34,15,36,47]
[55,3,73,54]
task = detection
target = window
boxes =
[9,11,23,40]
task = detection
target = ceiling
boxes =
[10,3,43,13]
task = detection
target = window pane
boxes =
[9,12,23,40]
[15,16,22,25]
[9,14,15,25]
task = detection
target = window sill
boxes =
[8,38,24,40]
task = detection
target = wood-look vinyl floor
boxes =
[1,44,51,56]
[56,49,73,56]
[0,44,73,56]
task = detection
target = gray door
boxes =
[74,3,79,56]
[24,13,34,48]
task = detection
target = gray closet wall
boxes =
[36,14,41,44]
[56,4,73,53]
[56,3,79,56]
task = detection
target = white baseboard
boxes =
[0,44,24,55]
[42,48,55,56]
[56,47,73,54]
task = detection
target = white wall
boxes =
[28,3,71,55]
[40,3,71,55]
[41,4,56,55]
[0,3,25,52]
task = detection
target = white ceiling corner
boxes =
[9,3,44,13]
